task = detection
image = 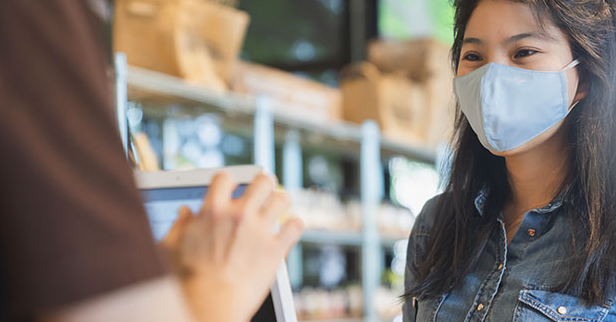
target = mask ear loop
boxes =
[563,59,582,110]
[563,59,580,71]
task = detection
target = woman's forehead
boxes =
[463,0,566,45]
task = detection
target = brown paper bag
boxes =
[114,0,249,92]
[195,0,250,81]
[340,63,426,144]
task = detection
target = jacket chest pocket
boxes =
[513,289,612,322]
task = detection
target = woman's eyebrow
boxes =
[462,37,484,45]
[503,32,555,45]
[462,32,556,46]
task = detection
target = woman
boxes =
[403,0,616,321]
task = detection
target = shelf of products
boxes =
[301,230,363,247]
[291,189,413,247]
[126,65,436,163]
[295,286,363,321]
[301,319,364,322]
[117,56,440,322]
[298,229,409,248]
[111,2,455,321]
[293,284,404,322]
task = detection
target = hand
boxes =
[161,172,304,322]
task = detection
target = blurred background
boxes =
[112,0,455,321]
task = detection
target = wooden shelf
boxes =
[299,229,408,247]
[300,318,364,322]
[126,66,436,163]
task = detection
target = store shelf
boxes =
[380,235,408,248]
[300,230,408,248]
[126,65,436,163]
[119,60,418,322]
[300,229,363,246]
[127,65,254,112]
[299,318,393,322]
[300,319,364,322]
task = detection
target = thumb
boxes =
[161,206,194,248]
[275,217,304,257]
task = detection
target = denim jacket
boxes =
[403,192,616,322]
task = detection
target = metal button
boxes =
[477,303,484,311]
[527,228,536,237]
[557,306,567,315]
[497,263,503,270]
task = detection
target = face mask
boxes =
[453,60,579,153]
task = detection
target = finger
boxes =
[201,171,237,219]
[161,206,193,249]
[237,174,276,216]
[260,191,291,225]
[275,217,304,257]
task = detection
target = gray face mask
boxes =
[453,60,580,153]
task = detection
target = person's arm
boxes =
[0,2,302,321]
[0,1,170,318]
[41,277,197,322]
[162,172,304,322]
[41,173,303,322]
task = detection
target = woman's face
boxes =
[457,0,584,156]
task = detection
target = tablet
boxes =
[135,165,298,322]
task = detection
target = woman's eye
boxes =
[514,49,538,59]
[463,53,482,62]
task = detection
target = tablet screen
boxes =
[140,185,280,322]
[252,293,277,322]
[141,185,247,240]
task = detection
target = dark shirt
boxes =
[0,1,167,320]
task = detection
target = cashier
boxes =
[0,2,303,322]
[403,0,616,321]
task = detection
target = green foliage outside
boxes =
[379,0,455,44]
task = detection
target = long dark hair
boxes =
[407,0,616,305]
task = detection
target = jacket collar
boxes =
[474,186,569,217]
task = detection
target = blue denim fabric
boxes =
[402,192,616,322]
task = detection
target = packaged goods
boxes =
[114,0,249,92]
[377,203,415,239]
[338,62,380,125]
[203,0,239,8]
[288,189,414,239]
[294,286,363,320]
[133,132,160,171]
[288,189,356,232]
[368,38,450,82]
[341,39,455,148]
[231,62,343,123]
[194,1,249,81]
[340,62,428,146]
[374,287,404,320]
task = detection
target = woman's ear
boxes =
[572,69,589,105]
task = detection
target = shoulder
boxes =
[411,193,448,237]
[406,193,448,268]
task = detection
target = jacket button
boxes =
[527,229,536,237]
[477,303,484,311]
[557,306,567,315]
